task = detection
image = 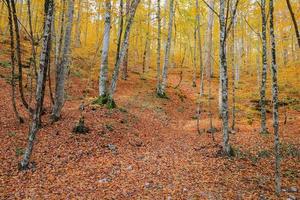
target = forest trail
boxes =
[1,67,299,199]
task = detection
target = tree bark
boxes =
[157,0,174,97]
[219,0,230,155]
[156,0,162,94]
[11,0,33,113]
[108,0,141,106]
[260,0,268,134]
[20,0,54,170]
[122,0,131,80]
[286,0,300,48]
[205,0,215,78]
[52,0,74,121]
[269,0,281,195]
[74,0,82,47]
[196,0,204,96]
[98,0,112,97]
[6,0,24,123]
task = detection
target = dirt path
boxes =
[1,71,299,199]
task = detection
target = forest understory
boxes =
[0,37,299,199]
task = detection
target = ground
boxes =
[0,40,299,199]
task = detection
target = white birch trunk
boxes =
[52,0,74,121]
[99,0,111,97]
[157,0,174,97]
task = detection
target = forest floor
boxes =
[0,40,300,199]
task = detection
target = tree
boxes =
[11,0,33,113]
[219,0,239,156]
[269,0,281,195]
[259,0,268,134]
[196,0,204,96]
[108,0,141,107]
[74,0,82,47]
[52,0,74,121]
[285,0,300,48]
[156,0,162,94]
[157,0,175,97]
[98,0,112,100]
[6,0,24,123]
[122,0,131,80]
[20,0,54,170]
[204,0,215,78]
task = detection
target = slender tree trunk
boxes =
[55,0,66,67]
[20,0,54,170]
[260,0,268,134]
[156,0,162,93]
[205,0,215,78]
[231,1,237,131]
[269,0,281,195]
[219,0,231,155]
[115,0,124,65]
[98,0,112,98]
[285,0,300,48]
[142,0,151,74]
[6,0,24,123]
[74,0,82,47]
[108,0,141,106]
[196,0,204,96]
[11,0,33,113]
[192,28,197,87]
[122,0,131,80]
[52,0,74,121]
[157,0,174,97]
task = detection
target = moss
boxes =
[106,98,117,109]
[0,61,11,68]
[92,95,109,105]
[260,130,270,135]
[15,147,24,156]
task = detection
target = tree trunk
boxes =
[6,0,24,123]
[192,28,197,87]
[196,0,204,96]
[52,0,74,121]
[260,0,268,134]
[156,0,162,94]
[11,0,33,113]
[108,0,141,106]
[122,0,131,80]
[142,0,151,74]
[157,0,174,97]
[205,0,215,78]
[20,0,54,170]
[74,0,82,47]
[269,0,281,195]
[98,0,112,98]
[286,0,300,48]
[219,0,230,156]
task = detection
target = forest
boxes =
[0,0,299,199]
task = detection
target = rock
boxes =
[126,165,133,171]
[107,144,118,154]
[144,181,154,189]
[287,194,296,200]
[289,186,298,193]
[98,177,111,183]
